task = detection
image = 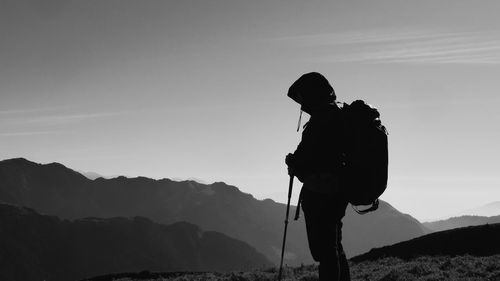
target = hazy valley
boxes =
[0,158,426,264]
[1,158,499,281]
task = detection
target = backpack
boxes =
[340,100,388,214]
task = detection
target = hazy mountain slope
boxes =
[0,158,308,265]
[423,215,500,232]
[342,200,428,256]
[351,223,500,262]
[0,203,271,281]
[457,201,500,217]
[0,158,426,264]
[80,171,106,180]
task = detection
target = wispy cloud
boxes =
[20,112,124,125]
[0,130,62,137]
[0,109,129,129]
[0,106,73,115]
[274,28,464,46]
[277,28,500,64]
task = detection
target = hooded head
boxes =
[287,72,335,114]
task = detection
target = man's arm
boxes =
[285,125,313,182]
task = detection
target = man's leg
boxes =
[302,190,341,281]
[337,222,351,281]
[317,223,340,281]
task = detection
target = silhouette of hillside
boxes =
[0,158,426,264]
[423,215,500,232]
[0,203,271,281]
[351,223,500,262]
[83,255,500,281]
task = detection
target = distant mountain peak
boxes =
[483,201,500,207]
[46,161,70,169]
[80,171,106,180]
[171,177,209,184]
[457,201,500,217]
[1,157,71,171]
[1,157,36,165]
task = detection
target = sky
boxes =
[1,0,499,221]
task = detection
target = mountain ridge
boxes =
[0,157,426,264]
[423,215,500,233]
[351,223,500,262]
[0,202,271,281]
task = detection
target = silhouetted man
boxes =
[286,72,350,281]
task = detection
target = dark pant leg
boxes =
[301,189,349,281]
[336,222,351,281]
[318,225,341,281]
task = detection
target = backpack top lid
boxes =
[287,72,335,114]
[344,100,387,134]
[345,100,380,124]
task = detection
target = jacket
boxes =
[291,103,345,184]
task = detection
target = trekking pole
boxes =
[277,174,294,281]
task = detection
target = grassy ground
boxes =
[94,255,500,281]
